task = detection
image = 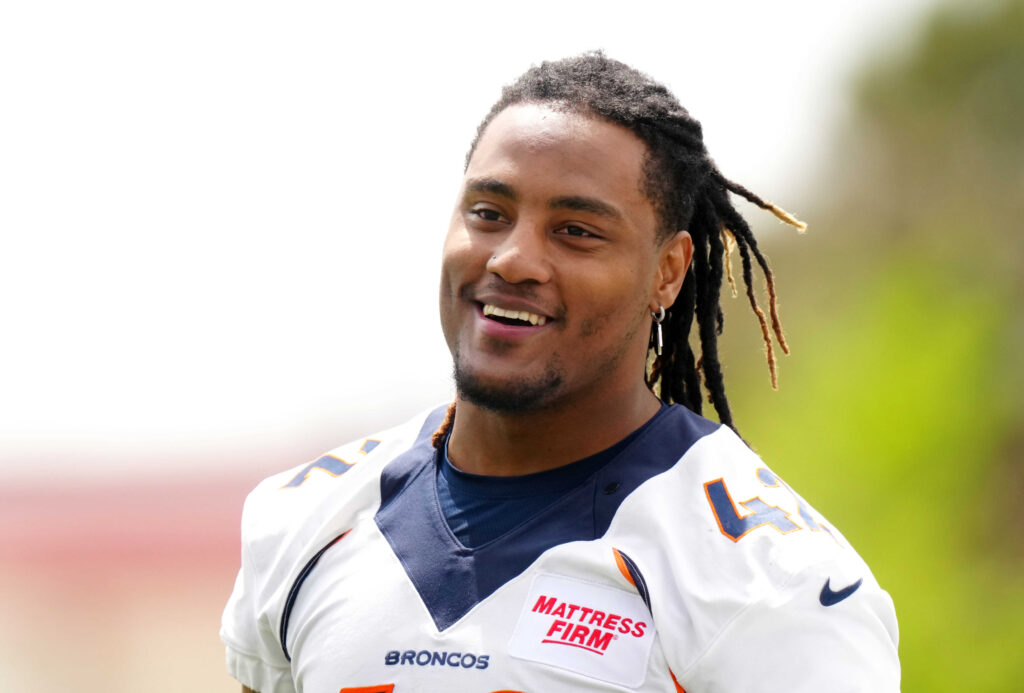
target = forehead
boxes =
[466,104,654,218]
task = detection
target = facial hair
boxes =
[452,350,565,414]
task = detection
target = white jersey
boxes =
[221,404,899,692]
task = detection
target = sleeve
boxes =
[220,495,297,693]
[678,562,900,693]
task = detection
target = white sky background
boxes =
[0,0,942,480]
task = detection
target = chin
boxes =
[453,360,564,414]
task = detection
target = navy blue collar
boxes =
[375,404,719,631]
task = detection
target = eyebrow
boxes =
[463,178,623,221]
[464,177,518,201]
[549,195,623,221]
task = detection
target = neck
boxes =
[446,381,661,477]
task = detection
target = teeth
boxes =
[482,304,548,326]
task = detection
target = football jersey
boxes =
[221,404,900,693]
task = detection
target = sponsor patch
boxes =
[508,574,656,687]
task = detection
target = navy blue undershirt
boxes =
[438,404,668,549]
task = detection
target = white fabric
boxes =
[221,407,899,692]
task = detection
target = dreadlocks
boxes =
[432,52,803,448]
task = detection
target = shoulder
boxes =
[221,404,448,688]
[241,404,446,549]
[238,405,446,604]
[623,410,862,575]
[606,411,899,688]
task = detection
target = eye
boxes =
[555,224,601,239]
[467,205,507,225]
[473,208,502,222]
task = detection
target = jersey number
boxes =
[282,439,381,488]
[704,468,827,542]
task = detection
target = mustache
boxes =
[461,278,566,320]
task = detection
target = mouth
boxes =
[481,303,549,327]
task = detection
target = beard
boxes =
[452,354,565,414]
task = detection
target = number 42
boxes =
[704,468,831,542]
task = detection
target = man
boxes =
[222,53,899,692]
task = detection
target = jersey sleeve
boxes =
[679,560,900,692]
[646,425,901,692]
[218,407,441,692]
[220,488,296,693]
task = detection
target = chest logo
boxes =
[508,574,656,688]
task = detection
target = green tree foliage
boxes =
[723,1,1024,689]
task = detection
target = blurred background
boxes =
[1,0,1020,690]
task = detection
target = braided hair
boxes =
[432,52,804,448]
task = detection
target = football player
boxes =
[222,53,899,692]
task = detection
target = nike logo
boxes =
[819,577,863,606]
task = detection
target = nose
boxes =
[485,220,552,284]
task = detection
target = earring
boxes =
[651,305,665,356]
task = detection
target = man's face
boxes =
[439,103,670,413]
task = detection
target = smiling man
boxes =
[222,54,900,692]
[439,103,684,478]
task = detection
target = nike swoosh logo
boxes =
[819,577,863,606]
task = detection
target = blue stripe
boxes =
[279,532,347,662]
[279,408,447,659]
[617,549,652,614]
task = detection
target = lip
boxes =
[471,292,557,321]
[472,302,554,340]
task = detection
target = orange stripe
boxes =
[669,668,686,693]
[612,548,635,586]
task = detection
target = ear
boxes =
[650,230,692,312]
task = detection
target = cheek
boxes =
[575,269,650,338]
[438,226,483,341]
[440,231,473,294]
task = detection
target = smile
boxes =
[482,304,548,326]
